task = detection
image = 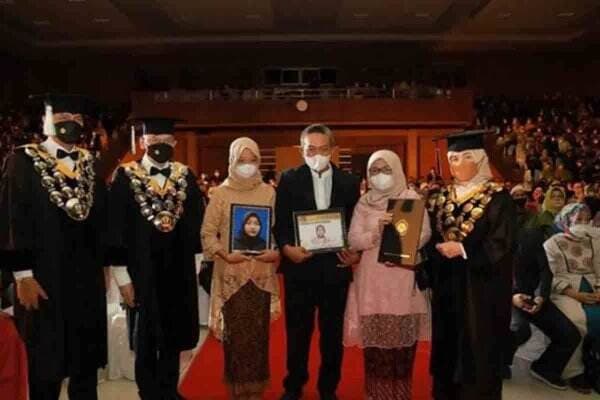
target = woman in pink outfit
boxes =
[344,150,431,400]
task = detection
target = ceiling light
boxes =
[415,13,430,18]
[245,14,262,20]
[353,13,369,18]
[93,18,111,23]
[33,20,51,26]
[557,12,575,17]
[498,12,512,19]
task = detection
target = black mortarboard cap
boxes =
[130,117,182,135]
[28,93,96,116]
[128,117,183,155]
[29,93,96,136]
[446,129,487,152]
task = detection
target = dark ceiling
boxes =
[1,0,600,51]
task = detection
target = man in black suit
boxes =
[274,124,361,400]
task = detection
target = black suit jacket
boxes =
[274,164,360,284]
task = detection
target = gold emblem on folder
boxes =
[395,219,409,237]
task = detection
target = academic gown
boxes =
[0,148,108,382]
[108,162,203,352]
[426,189,516,398]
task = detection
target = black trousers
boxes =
[506,300,581,379]
[135,326,181,400]
[28,371,97,400]
[283,275,349,395]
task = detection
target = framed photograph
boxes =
[229,204,272,255]
[293,208,347,254]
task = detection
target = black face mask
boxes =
[147,143,173,164]
[513,197,527,208]
[55,121,82,144]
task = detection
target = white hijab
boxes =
[360,149,407,211]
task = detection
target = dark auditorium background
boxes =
[1,0,600,184]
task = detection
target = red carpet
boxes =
[180,284,432,400]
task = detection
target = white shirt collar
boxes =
[141,153,170,173]
[41,137,77,158]
[310,164,333,179]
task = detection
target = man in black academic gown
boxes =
[274,124,361,400]
[0,94,108,400]
[108,118,204,400]
[426,130,516,400]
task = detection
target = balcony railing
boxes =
[150,86,452,103]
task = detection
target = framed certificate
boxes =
[293,208,347,254]
[229,204,272,255]
[377,198,425,267]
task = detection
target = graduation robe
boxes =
[108,161,203,351]
[0,148,108,382]
[426,188,516,392]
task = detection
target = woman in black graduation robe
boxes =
[0,146,108,386]
[107,162,203,354]
[426,131,516,400]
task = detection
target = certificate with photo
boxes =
[293,208,347,254]
[229,204,272,255]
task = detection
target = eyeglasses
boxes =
[368,167,393,175]
[304,145,332,156]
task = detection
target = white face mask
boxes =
[235,163,258,178]
[570,223,600,238]
[305,154,331,172]
[369,173,394,191]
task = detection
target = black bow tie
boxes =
[56,149,79,161]
[150,166,171,177]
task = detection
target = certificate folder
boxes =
[377,198,425,267]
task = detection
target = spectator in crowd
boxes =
[511,184,535,229]
[544,203,600,393]
[527,185,546,214]
[527,186,567,239]
[570,181,586,203]
[506,224,581,390]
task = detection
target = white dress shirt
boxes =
[142,154,171,188]
[13,138,78,280]
[310,165,333,210]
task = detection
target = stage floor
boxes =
[59,328,599,399]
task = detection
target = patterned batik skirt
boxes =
[364,344,417,400]
[360,313,424,400]
[222,281,271,399]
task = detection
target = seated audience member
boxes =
[527,185,545,214]
[570,182,586,204]
[506,226,581,390]
[527,185,566,239]
[511,184,535,228]
[544,204,600,393]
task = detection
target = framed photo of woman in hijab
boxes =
[229,204,272,254]
[293,208,347,254]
